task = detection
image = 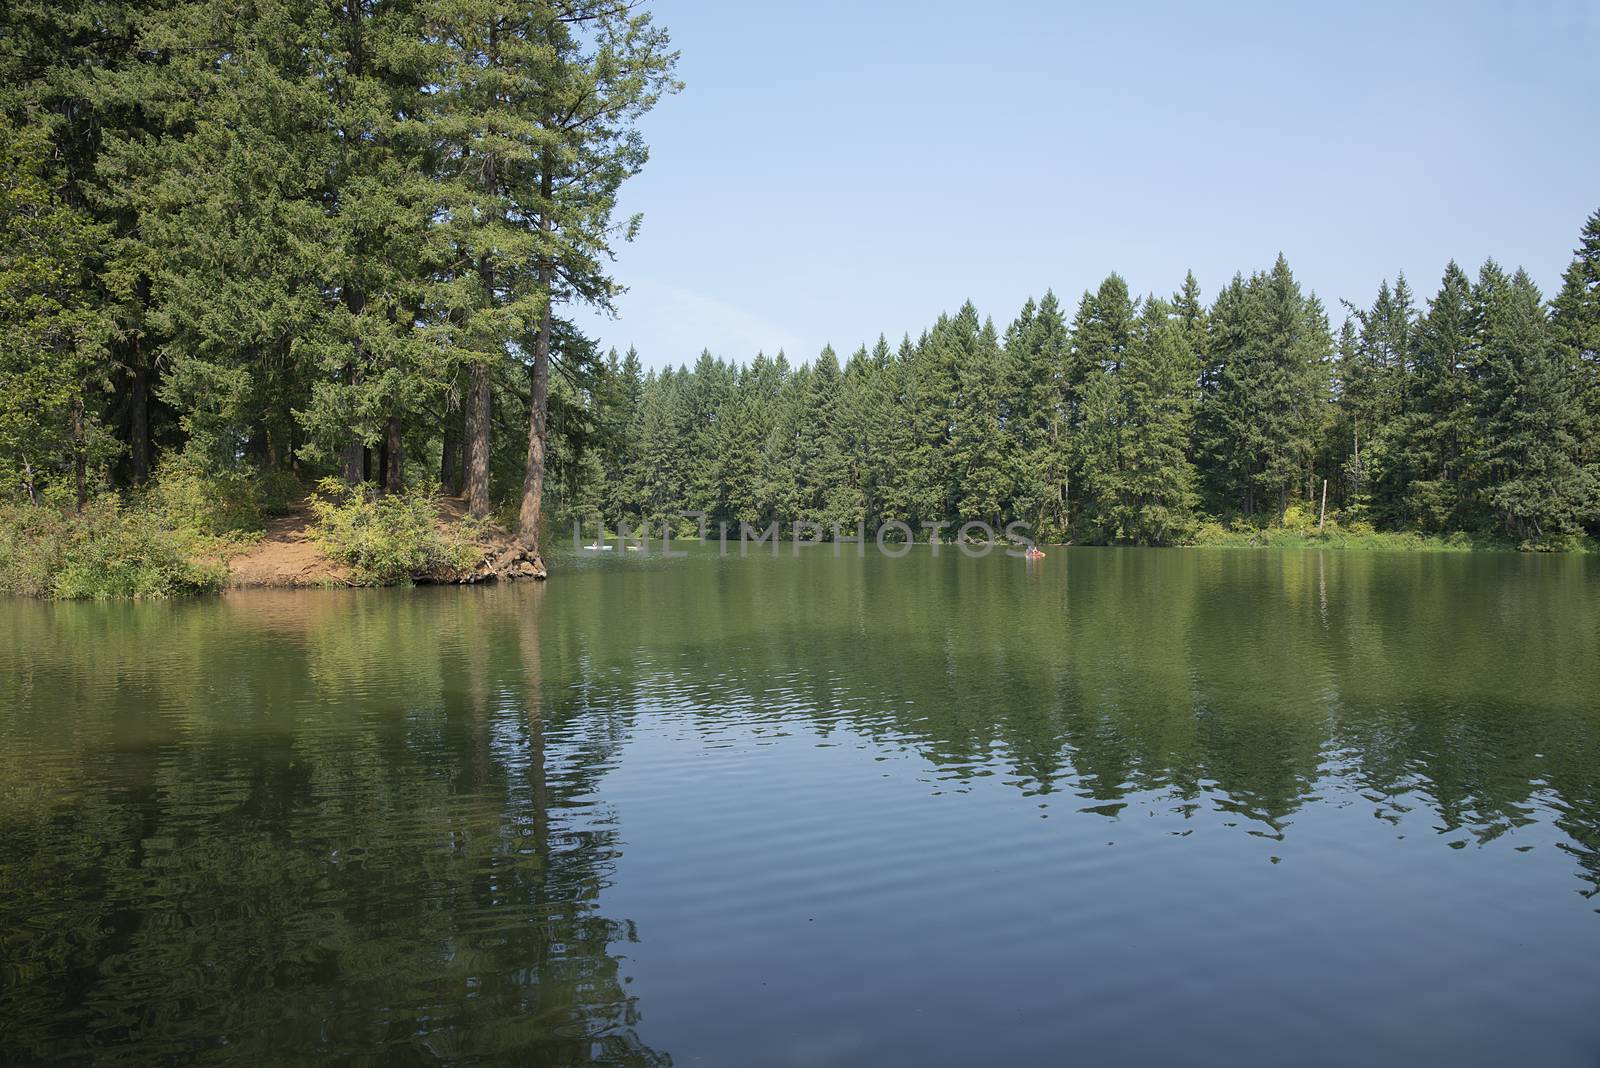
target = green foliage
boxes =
[141,455,301,536]
[0,0,677,544]
[1075,296,1201,544]
[567,220,1599,555]
[1474,265,1598,545]
[1552,209,1600,489]
[0,503,73,595]
[0,500,227,598]
[1196,256,1332,520]
[309,478,484,585]
[1187,512,1536,553]
[0,0,1595,560]
[0,113,110,502]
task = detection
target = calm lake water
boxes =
[2,545,1599,1065]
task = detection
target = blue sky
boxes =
[583,0,1600,370]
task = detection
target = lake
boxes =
[2,546,1599,1065]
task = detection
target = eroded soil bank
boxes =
[225,497,545,588]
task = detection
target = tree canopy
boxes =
[1,0,1595,549]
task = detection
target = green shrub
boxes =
[0,503,73,596]
[309,478,483,585]
[255,468,303,515]
[0,499,225,598]
[1279,503,1317,533]
[142,455,304,535]
[144,456,262,535]
[1186,513,1539,553]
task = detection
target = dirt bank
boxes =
[225,497,545,588]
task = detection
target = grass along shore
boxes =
[1186,502,1592,553]
[0,465,542,600]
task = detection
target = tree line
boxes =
[2,0,1596,550]
[0,0,679,551]
[571,220,1600,548]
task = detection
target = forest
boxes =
[581,238,1600,550]
[3,0,1599,593]
[1,0,679,571]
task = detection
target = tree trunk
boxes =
[441,403,462,496]
[72,394,87,510]
[465,359,492,516]
[1352,426,1360,492]
[340,438,364,486]
[129,363,150,486]
[339,4,373,479]
[383,417,404,493]
[340,352,364,485]
[518,314,550,548]
[464,111,499,518]
[518,165,555,549]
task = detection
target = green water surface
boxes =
[2,546,1598,1065]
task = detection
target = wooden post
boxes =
[1318,478,1328,531]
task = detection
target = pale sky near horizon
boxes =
[581,0,1600,370]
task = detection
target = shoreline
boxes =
[6,503,1591,602]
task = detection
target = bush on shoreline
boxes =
[308,478,485,585]
[0,499,229,598]
[142,455,299,536]
[1187,520,1516,552]
[0,459,306,599]
[1182,503,1587,552]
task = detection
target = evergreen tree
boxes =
[1392,263,1480,529]
[1474,264,1597,544]
[1195,260,1332,519]
[512,1,680,547]
[720,353,780,527]
[1552,208,1600,502]
[828,345,881,532]
[1074,361,1124,541]
[950,316,1013,527]
[423,0,557,514]
[792,346,847,529]
[1000,291,1071,538]
[1111,298,1200,543]
[98,0,337,468]
[1066,275,1138,530]
[758,355,806,526]
[873,337,919,531]
[1251,255,1333,519]
[1338,276,1417,523]
[630,366,690,526]
[902,319,960,527]
[2,0,166,484]
[302,0,443,490]
[0,116,110,503]
[1172,270,1208,366]
[682,350,732,520]
[1194,274,1254,513]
